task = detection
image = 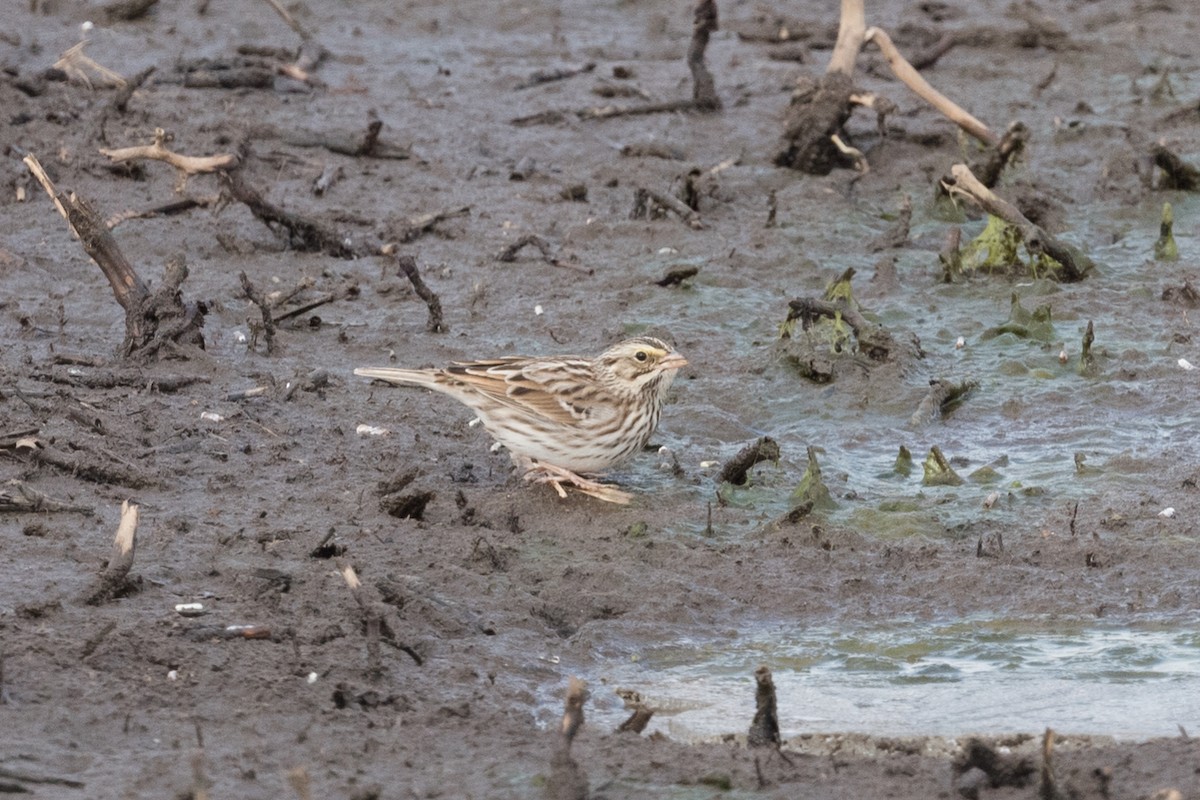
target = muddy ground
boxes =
[3,0,1200,797]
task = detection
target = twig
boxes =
[1152,143,1200,190]
[240,272,277,354]
[864,27,998,147]
[631,186,703,229]
[514,62,596,91]
[220,166,355,257]
[395,206,471,243]
[910,31,959,70]
[102,0,159,20]
[272,285,356,323]
[80,500,141,605]
[748,665,794,764]
[495,234,593,274]
[388,251,446,333]
[33,444,153,488]
[95,66,156,144]
[23,154,151,352]
[0,479,94,514]
[99,128,239,175]
[339,563,383,680]
[717,437,780,485]
[545,677,590,800]
[1039,728,1068,800]
[516,0,720,124]
[785,296,897,361]
[262,0,310,39]
[687,0,721,111]
[53,41,126,89]
[106,195,215,229]
[942,164,1091,281]
[910,377,978,427]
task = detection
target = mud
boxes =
[3,0,1200,797]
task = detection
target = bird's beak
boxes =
[660,353,688,370]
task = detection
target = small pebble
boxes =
[355,424,389,436]
[955,336,965,349]
[1178,359,1194,371]
[200,411,223,423]
[1159,507,1176,518]
[174,602,206,617]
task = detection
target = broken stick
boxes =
[24,154,206,356]
[864,27,998,147]
[81,500,141,605]
[942,164,1092,281]
[387,250,446,333]
[99,127,239,175]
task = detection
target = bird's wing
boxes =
[446,357,613,426]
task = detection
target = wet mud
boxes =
[3,0,1200,797]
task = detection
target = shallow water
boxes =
[636,190,1200,542]
[580,619,1200,740]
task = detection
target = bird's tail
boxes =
[353,367,439,388]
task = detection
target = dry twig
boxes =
[80,500,141,604]
[100,128,239,176]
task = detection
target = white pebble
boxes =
[174,602,206,617]
[355,424,389,436]
[200,411,224,423]
[167,670,178,681]
[699,460,718,468]
[534,304,544,316]
[955,336,965,349]
[233,331,247,343]
[1159,507,1176,518]
[81,20,94,31]
[306,672,319,684]
[1178,359,1195,371]
[657,247,678,254]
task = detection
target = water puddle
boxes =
[576,619,1200,740]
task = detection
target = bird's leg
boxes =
[519,460,633,505]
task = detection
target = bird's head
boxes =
[595,336,687,399]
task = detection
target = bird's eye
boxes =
[635,351,648,362]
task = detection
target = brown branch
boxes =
[240,272,277,354]
[942,164,1092,281]
[23,153,152,353]
[970,121,1028,188]
[688,0,721,111]
[0,479,94,514]
[910,377,978,427]
[631,186,704,229]
[395,206,471,243]
[220,166,355,257]
[388,252,446,333]
[718,437,780,485]
[785,297,896,361]
[102,0,158,22]
[339,563,383,680]
[1152,143,1200,190]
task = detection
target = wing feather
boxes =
[445,357,611,426]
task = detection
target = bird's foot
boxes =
[521,462,633,505]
